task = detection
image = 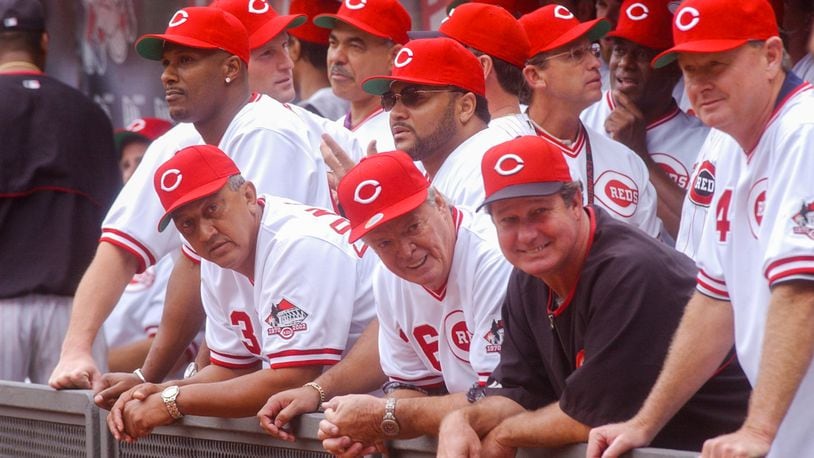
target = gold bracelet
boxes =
[303,382,326,404]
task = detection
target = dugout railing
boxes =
[0,380,696,458]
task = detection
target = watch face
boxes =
[162,385,179,400]
[381,419,399,436]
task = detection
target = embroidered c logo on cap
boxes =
[168,10,189,27]
[553,5,575,20]
[249,0,270,14]
[344,0,367,10]
[160,169,183,192]
[126,118,147,132]
[675,6,700,31]
[354,179,382,204]
[394,47,414,68]
[625,3,649,21]
[494,154,525,176]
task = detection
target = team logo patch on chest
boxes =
[651,153,689,189]
[689,160,715,207]
[747,178,767,238]
[266,299,308,339]
[594,171,639,217]
[792,199,814,239]
[483,319,504,353]
[444,310,471,363]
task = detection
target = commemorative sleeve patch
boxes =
[265,298,309,339]
[484,318,504,353]
[791,199,814,239]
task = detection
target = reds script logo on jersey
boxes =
[747,178,767,238]
[791,199,814,239]
[595,171,639,217]
[265,299,308,339]
[483,318,504,354]
[651,153,689,189]
[689,160,715,207]
[444,310,471,363]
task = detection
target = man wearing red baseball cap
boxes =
[267,151,509,454]
[588,1,814,457]
[436,136,749,456]
[439,2,535,140]
[518,4,663,240]
[106,144,376,442]
[51,6,335,395]
[358,37,506,208]
[114,117,174,183]
[580,0,710,241]
[314,0,411,152]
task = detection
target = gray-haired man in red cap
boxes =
[589,0,814,456]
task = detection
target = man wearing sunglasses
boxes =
[518,5,663,240]
[360,37,508,209]
[581,0,710,242]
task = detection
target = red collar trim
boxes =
[422,206,463,301]
[249,92,262,103]
[646,104,680,130]
[747,82,813,158]
[546,207,597,318]
[534,124,587,158]
[348,107,384,132]
[0,70,43,75]
[605,90,615,111]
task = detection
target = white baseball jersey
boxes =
[488,112,535,140]
[376,208,512,393]
[793,55,814,85]
[674,129,726,259]
[533,124,661,237]
[694,79,814,457]
[285,102,366,163]
[336,107,395,153]
[203,195,377,370]
[581,91,710,190]
[431,128,508,209]
[102,94,333,272]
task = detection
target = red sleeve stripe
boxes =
[388,374,442,383]
[268,353,342,367]
[764,256,814,282]
[100,238,148,274]
[182,244,202,263]
[696,279,729,301]
[768,271,814,286]
[267,348,344,358]
[210,356,259,369]
[697,268,726,289]
[269,359,340,369]
[209,348,258,360]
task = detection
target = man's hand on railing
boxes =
[107,382,162,443]
[586,420,653,458]
[48,351,102,391]
[94,372,142,410]
[257,385,321,441]
[120,388,174,442]
[436,409,482,458]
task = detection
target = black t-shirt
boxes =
[0,72,120,297]
[487,206,750,451]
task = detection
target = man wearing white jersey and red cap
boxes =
[315,0,411,152]
[588,0,814,456]
[50,6,333,394]
[518,5,662,239]
[439,2,535,139]
[108,144,375,442]
[581,0,709,239]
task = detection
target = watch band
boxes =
[133,368,147,383]
[303,382,326,404]
[380,397,400,436]
[162,386,184,420]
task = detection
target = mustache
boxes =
[330,65,353,79]
[390,121,413,133]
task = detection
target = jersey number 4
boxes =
[715,189,733,243]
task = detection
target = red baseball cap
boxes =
[519,4,611,58]
[479,135,573,211]
[337,151,430,243]
[154,144,241,232]
[362,37,485,96]
[136,7,250,64]
[439,3,530,69]
[313,0,411,45]
[288,0,340,45]
[114,117,173,155]
[210,0,306,50]
[652,0,779,68]
[606,0,674,51]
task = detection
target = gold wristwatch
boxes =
[160,385,184,420]
[380,397,400,436]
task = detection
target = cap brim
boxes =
[408,30,441,40]
[605,31,668,53]
[313,14,390,40]
[538,18,611,54]
[157,177,228,232]
[249,14,307,49]
[477,182,565,212]
[114,131,150,156]
[136,34,221,60]
[651,38,749,68]
[347,188,428,243]
[362,75,456,95]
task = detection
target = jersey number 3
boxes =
[230,311,262,355]
[715,189,733,243]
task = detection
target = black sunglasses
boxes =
[380,87,463,111]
